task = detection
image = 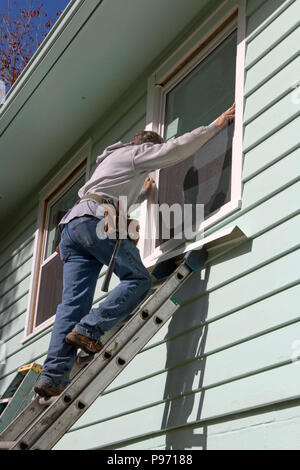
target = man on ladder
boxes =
[35,104,235,398]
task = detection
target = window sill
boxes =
[143,224,248,270]
[142,198,243,268]
[22,316,55,345]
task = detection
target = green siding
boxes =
[0,0,299,450]
[106,403,300,450]
[245,26,300,95]
[243,117,300,180]
[246,0,299,66]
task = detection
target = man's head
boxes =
[131,130,165,145]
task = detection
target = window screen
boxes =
[35,255,64,327]
[157,30,237,247]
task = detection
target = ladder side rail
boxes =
[10,263,192,450]
[0,280,159,442]
[0,369,41,433]
[30,298,181,450]
[0,292,158,443]
[0,397,48,442]
[0,373,24,402]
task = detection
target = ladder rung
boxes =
[1,253,207,451]
[37,396,59,407]
[76,353,95,365]
[150,278,169,290]
[0,441,16,450]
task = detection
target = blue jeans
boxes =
[40,216,152,389]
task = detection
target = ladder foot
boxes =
[0,441,16,450]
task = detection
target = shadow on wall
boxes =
[160,239,253,450]
[160,266,211,450]
[159,0,288,449]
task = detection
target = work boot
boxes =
[34,381,63,398]
[65,331,103,354]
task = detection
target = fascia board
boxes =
[0,0,103,136]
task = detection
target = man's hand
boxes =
[215,103,235,130]
[142,176,155,196]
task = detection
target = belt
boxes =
[79,194,117,208]
[79,194,139,246]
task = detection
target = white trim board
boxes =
[144,225,247,268]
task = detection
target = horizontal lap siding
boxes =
[1,0,299,451]
[56,363,300,450]
[56,0,300,450]
[107,403,300,450]
[0,206,39,390]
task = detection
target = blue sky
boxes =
[0,0,70,92]
[36,0,70,18]
[2,0,70,22]
[0,0,69,24]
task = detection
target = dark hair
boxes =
[131,130,165,145]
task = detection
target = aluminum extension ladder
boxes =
[0,363,43,433]
[0,249,207,451]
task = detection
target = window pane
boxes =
[45,174,85,259]
[157,30,237,247]
[35,254,63,327]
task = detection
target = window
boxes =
[24,142,91,340]
[35,170,85,329]
[141,5,245,265]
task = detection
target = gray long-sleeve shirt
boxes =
[59,121,220,226]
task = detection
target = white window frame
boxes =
[23,140,92,343]
[139,0,246,268]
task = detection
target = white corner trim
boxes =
[23,221,44,340]
[231,0,246,203]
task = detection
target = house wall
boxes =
[0,0,299,450]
